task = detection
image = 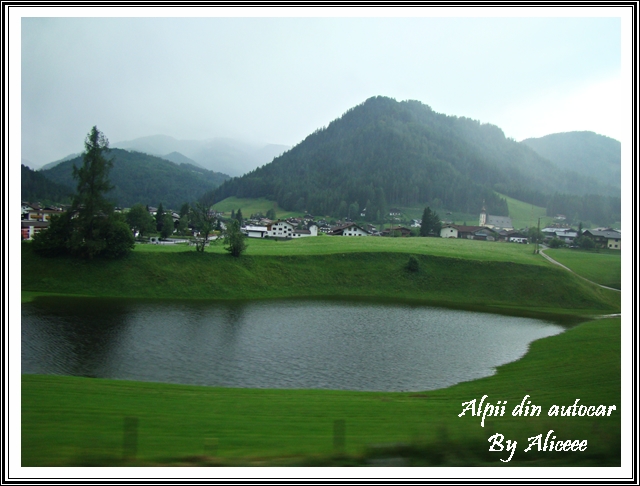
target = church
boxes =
[479,204,513,231]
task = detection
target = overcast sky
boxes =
[19,8,624,168]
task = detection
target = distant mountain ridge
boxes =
[112,135,289,177]
[39,148,230,209]
[212,96,619,221]
[521,131,620,190]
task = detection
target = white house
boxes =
[440,224,458,238]
[267,220,296,238]
[292,224,318,238]
[328,223,370,236]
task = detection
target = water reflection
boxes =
[22,298,565,392]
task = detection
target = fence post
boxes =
[123,416,138,461]
[333,419,346,453]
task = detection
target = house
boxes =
[21,221,49,240]
[440,224,459,238]
[293,224,318,238]
[328,223,370,236]
[582,229,621,250]
[381,226,411,237]
[25,205,64,222]
[504,230,528,243]
[21,204,65,240]
[266,220,296,238]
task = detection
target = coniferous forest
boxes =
[211,97,620,224]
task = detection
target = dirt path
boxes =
[539,247,621,292]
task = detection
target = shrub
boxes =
[406,255,420,272]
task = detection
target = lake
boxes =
[22,298,565,392]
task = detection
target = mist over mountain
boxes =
[212,96,619,222]
[160,151,203,168]
[38,153,82,171]
[521,131,620,190]
[39,148,230,209]
[112,135,289,177]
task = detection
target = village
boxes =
[21,201,622,250]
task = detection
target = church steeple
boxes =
[479,201,487,226]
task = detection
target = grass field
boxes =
[137,235,548,265]
[544,248,621,289]
[21,240,620,315]
[21,317,621,466]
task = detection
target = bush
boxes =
[406,255,420,272]
[31,213,73,257]
[548,238,566,249]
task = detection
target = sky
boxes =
[18,8,625,168]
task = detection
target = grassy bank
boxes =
[21,242,620,315]
[22,317,620,466]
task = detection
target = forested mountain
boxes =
[39,153,81,171]
[113,135,290,177]
[39,148,230,209]
[521,131,621,190]
[160,151,203,168]
[22,164,73,204]
[212,96,619,223]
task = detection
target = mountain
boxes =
[39,153,82,171]
[521,131,621,190]
[160,151,203,168]
[39,148,230,209]
[22,164,73,204]
[113,135,289,177]
[212,96,619,222]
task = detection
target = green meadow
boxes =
[545,248,621,290]
[20,236,622,466]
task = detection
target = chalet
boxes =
[24,205,64,222]
[293,224,318,238]
[267,220,295,238]
[582,229,621,250]
[440,224,459,238]
[21,221,49,240]
[328,223,370,236]
[439,224,500,241]
[542,227,578,244]
[381,226,411,237]
[21,204,65,240]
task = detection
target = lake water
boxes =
[22,298,565,392]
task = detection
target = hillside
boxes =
[113,135,289,177]
[21,164,73,204]
[212,96,616,221]
[39,148,230,209]
[521,131,620,190]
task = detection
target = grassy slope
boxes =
[545,248,621,289]
[21,241,620,315]
[212,197,303,219]
[497,193,555,230]
[22,317,620,466]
